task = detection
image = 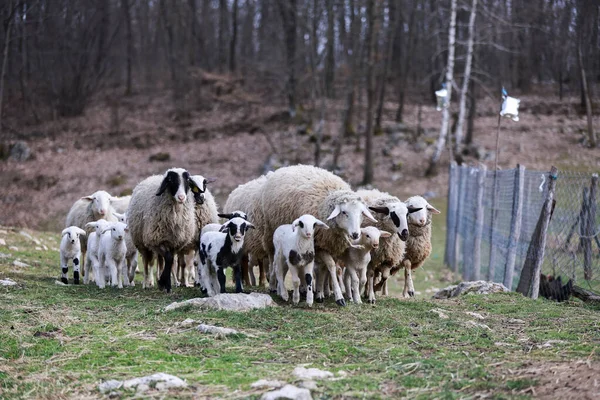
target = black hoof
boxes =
[336,299,346,307]
[74,279,80,285]
[316,297,324,303]
[195,282,201,287]
[368,299,375,304]
[270,289,277,294]
[408,291,415,297]
[158,280,172,293]
[61,277,68,285]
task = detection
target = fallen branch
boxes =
[572,285,600,305]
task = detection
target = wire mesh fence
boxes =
[445,163,600,298]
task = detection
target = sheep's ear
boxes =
[74,227,86,236]
[219,225,229,233]
[218,213,233,220]
[205,177,217,184]
[315,219,330,229]
[407,206,423,214]
[101,228,111,234]
[188,177,202,194]
[327,205,341,220]
[113,212,124,220]
[61,229,70,236]
[292,219,300,232]
[361,204,378,223]
[244,222,255,230]
[427,204,441,214]
[124,226,129,233]
[81,196,94,202]
[156,177,169,196]
[85,222,96,229]
[379,231,393,238]
[368,206,389,215]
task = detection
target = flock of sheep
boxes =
[60,164,440,306]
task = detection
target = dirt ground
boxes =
[1,79,598,231]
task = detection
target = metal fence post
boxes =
[454,166,468,275]
[445,162,458,269]
[462,167,475,280]
[583,174,598,280]
[488,169,500,282]
[472,165,487,281]
[503,164,525,290]
[527,166,558,299]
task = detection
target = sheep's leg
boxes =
[60,255,69,285]
[248,255,257,286]
[289,264,301,305]
[259,257,268,287]
[217,267,227,294]
[81,248,87,278]
[269,253,279,294]
[84,253,92,284]
[275,252,288,301]
[233,263,244,293]
[121,258,129,288]
[318,252,346,306]
[304,262,315,307]
[337,265,345,295]
[407,267,415,298]
[157,250,174,293]
[201,260,215,297]
[359,267,367,302]
[241,255,251,287]
[367,269,376,304]
[93,255,102,288]
[343,267,352,300]
[350,267,361,304]
[128,253,137,286]
[374,266,391,296]
[314,262,325,303]
[141,251,152,289]
[402,260,413,298]
[107,259,117,287]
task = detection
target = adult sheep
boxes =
[260,165,377,306]
[127,168,205,293]
[223,174,270,288]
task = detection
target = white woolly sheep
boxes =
[339,226,391,304]
[223,176,271,288]
[259,165,377,306]
[272,214,329,306]
[110,195,131,214]
[83,219,110,284]
[389,196,441,298]
[356,189,422,303]
[113,212,138,286]
[65,190,118,279]
[127,168,205,292]
[199,217,255,296]
[97,222,129,288]
[60,226,87,284]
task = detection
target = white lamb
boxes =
[114,212,138,286]
[339,226,391,304]
[83,219,110,284]
[272,214,329,306]
[97,222,129,289]
[59,226,87,284]
[199,217,254,296]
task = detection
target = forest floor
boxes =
[0,77,599,231]
[1,221,599,399]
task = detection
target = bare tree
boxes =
[121,0,133,95]
[426,0,457,177]
[324,0,335,98]
[0,0,15,135]
[362,0,378,185]
[278,0,298,117]
[229,0,238,72]
[218,0,228,72]
[375,0,399,133]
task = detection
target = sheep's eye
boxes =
[366,235,370,238]
[342,211,348,216]
[112,228,115,231]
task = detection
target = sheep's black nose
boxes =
[351,232,359,240]
[399,229,408,242]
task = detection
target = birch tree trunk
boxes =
[454,0,478,155]
[426,0,457,177]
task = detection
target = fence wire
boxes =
[446,164,600,298]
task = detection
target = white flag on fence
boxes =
[500,87,520,122]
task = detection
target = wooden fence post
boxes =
[583,174,598,280]
[488,169,500,282]
[503,164,525,290]
[445,162,458,269]
[462,167,475,280]
[454,166,468,274]
[527,166,558,299]
[472,164,487,281]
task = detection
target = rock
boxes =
[35,247,42,251]
[292,367,334,380]
[508,318,526,325]
[19,231,33,241]
[465,320,492,331]
[429,308,449,319]
[136,384,150,393]
[120,373,187,391]
[465,312,485,320]
[42,245,48,251]
[261,384,312,400]
[197,324,239,336]
[0,239,5,246]
[98,380,123,393]
[164,293,276,312]
[9,246,18,251]
[55,280,68,286]
[299,381,318,390]
[538,340,566,349]
[12,260,30,268]
[251,379,286,389]
[0,252,10,259]
[175,318,196,328]
[0,278,17,286]
[9,141,32,162]
[0,229,7,235]
[433,281,509,299]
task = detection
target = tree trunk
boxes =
[325,0,335,98]
[279,0,298,117]
[578,43,596,148]
[188,0,198,66]
[229,0,238,72]
[426,0,457,177]
[121,0,133,95]
[375,0,398,133]
[218,0,228,72]
[465,79,476,145]
[362,0,378,185]
[336,0,347,60]
[453,0,478,155]
[395,1,418,123]
[0,3,14,136]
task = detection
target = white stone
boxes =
[433,281,509,299]
[508,318,526,325]
[55,280,68,286]
[9,246,18,251]
[42,245,48,251]
[175,318,196,328]
[465,320,492,331]
[121,373,187,391]
[0,239,6,246]
[0,252,9,259]
[164,293,276,312]
[0,278,17,286]
[197,324,238,336]
[19,231,33,241]
[292,367,333,380]
[299,381,318,390]
[12,260,30,268]
[251,379,286,389]
[98,380,123,393]
[261,384,312,400]
[35,247,42,251]
[0,229,8,235]
[538,340,566,349]
[465,312,485,320]
[429,308,449,319]
[136,383,150,393]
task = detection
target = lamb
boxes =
[113,212,138,286]
[127,168,205,292]
[223,175,271,288]
[59,226,87,284]
[199,217,255,296]
[356,189,422,303]
[259,165,377,306]
[272,214,329,306]
[65,190,118,278]
[339,226,391,304]
[83,219,110,285]
[390,195,440,298]
[97,222,129,289]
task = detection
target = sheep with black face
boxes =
[127,168,204,292]
[199,217,255,296]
